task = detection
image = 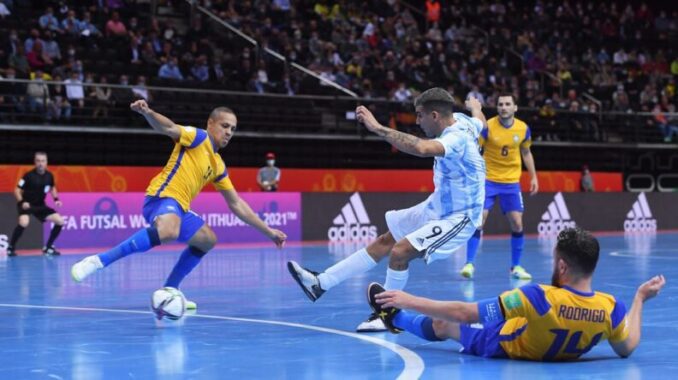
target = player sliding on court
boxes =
[368,228,665,361]
[71,100,287,310]
[288,88,487,332]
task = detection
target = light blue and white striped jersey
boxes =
[424,112,486,227]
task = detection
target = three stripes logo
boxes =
[538,192,576,237]
[624,193,657,233]
[327,193,378,242]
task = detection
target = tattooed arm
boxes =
[356,106,445,157]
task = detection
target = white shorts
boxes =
[385,202,477,264]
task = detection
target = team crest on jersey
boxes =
[504,291,523,310]
[513,135,520,143]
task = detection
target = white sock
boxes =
[318,248,377,290]
[384,267,409,290]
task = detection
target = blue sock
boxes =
[511,231,524,267]
[164,246,208,288]
[465,230,482,264]
[98,227,161,267]
[393,310,442,341]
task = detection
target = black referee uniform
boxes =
[8,169,63,256]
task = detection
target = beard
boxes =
[551,270,561,287]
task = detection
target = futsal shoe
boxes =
[510,265,533,280]
[460,263,475,279]
[43,246,61,256]
[6,246,16,257]
[71,255,104,282]
[355,312,388,332]
[185,300,197,310]
[367,283,402,334]
[287,261,325,302]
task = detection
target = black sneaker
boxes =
[43,246,61,256]
[367,282,402,334]
[287,261,325,302]
[7,246,16,257]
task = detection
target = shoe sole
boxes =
[366,282,381,313]
[461,271,474,279]
[356,326,388,333]
[71,266,82,283]
[287,261,318,302]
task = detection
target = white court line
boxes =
[610,251,678,260]
[0,303,424,380]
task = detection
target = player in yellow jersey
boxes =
[368,228,665,361]
[462,93,538,280]
[71,100,287,312]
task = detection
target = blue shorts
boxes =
[484,181,524,213]
[459,321,508,358]
[142,196,205,243]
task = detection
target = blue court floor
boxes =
[1,234,676,379]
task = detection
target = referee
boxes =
[7,152,65,257]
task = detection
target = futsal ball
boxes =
[151,287,186,320]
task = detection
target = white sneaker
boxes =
[356,312,388,332]
[71,255,104,282]
[287,261,325,302]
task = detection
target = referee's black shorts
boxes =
[17,204,57,222]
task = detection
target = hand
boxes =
[130,99,151,115]
[465,96,482,112]
[636,275,666,302]
[530,177,539,195]
[356,105,382,134]
[268,229,287,248]
[21,202,30,210]
[375,290,419,309]
[55,200,63,207]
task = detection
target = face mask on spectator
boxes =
[68,49,76,56]
[164,30,174,39]
[267,160,275,166]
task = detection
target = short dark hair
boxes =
[414,87,454,116]
[555,228,600,275]
[209,106,235,120]
[496,93,516,104]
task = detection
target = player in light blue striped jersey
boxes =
[288,88,487,332]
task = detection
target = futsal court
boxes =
[0,233,675,379]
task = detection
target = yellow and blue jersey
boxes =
[146,126,234,211]
[479,116,532,184]
[493,284,628,361]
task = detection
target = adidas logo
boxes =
[327,193,378,242]
[624,193,657,233]
[538,192,576,236]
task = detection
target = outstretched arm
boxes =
[356,106,445,157]
[609,275,666,358]
[130,99,181,140]
[465,96,487,129]
[376,290,480,324]
[220,188,287,248]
